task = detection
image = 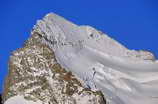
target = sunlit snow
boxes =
[6,13,158,104]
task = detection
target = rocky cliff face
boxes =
[3,32,105,104]
[3,13,158,104]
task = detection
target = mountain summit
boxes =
[3,13,158,104]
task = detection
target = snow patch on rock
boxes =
[4,95,42,104]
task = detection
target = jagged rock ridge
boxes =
[3,29,105,104]
[3,13,158,104]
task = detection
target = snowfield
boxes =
[4,95,42,104]
[33,13,158,104]
[5,13,158,104]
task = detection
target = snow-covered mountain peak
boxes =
[33,13,158,104]
[3,13,158,104]
[34,13,155,61]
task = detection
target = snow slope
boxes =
[6,13,158,104]
[4,95,42,104]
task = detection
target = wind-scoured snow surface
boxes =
[6,13,158,104]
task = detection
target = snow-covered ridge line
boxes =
[33,13,158,104]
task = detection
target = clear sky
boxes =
[0,0,158,92]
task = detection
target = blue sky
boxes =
[0,0,158,92]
